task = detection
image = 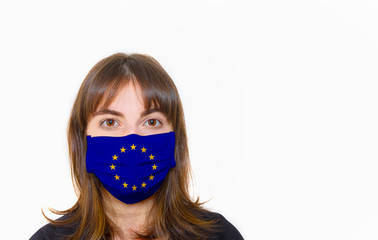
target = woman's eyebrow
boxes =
[141,107,163,118]
[93,107,162,118]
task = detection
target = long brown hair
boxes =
[44,53,222,239]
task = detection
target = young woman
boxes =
[30,53,244,240]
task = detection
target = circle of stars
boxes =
[110,143,157,191]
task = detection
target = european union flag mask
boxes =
[85,131,176,204]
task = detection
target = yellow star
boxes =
[149,154,155,160]
[114,175,120,180]
[110,164,116,170]
[123,182,128,188]
[131,144,136,150]
[141,147,147,153]
[120,147,126,153]
[152,164,157,170]
[141,182,147,188]
[149,174,154,180]
[132,185,137,191]
[112,155,118,160]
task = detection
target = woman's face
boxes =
[87,82,173,137]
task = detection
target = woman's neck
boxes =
[103,191,155,239]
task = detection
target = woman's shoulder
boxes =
[201,210,244,240]
[29,215,77,240]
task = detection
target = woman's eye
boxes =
[99,118,161,129]
[100,119,119,128]
[144,119,162,127]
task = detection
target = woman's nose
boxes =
[120,125,144,137]
[122,129,139,136]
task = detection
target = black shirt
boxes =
[30,211,244,240]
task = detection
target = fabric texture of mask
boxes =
[86,131,176,204]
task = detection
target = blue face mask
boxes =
[85,131,176,204]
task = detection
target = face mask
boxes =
[85,131,176,204]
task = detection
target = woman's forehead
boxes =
[90,78,166,122]
[95,95,159,114]
[94,94,160,118]
[95,81,144,109]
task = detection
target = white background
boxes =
[1,1,377,239]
